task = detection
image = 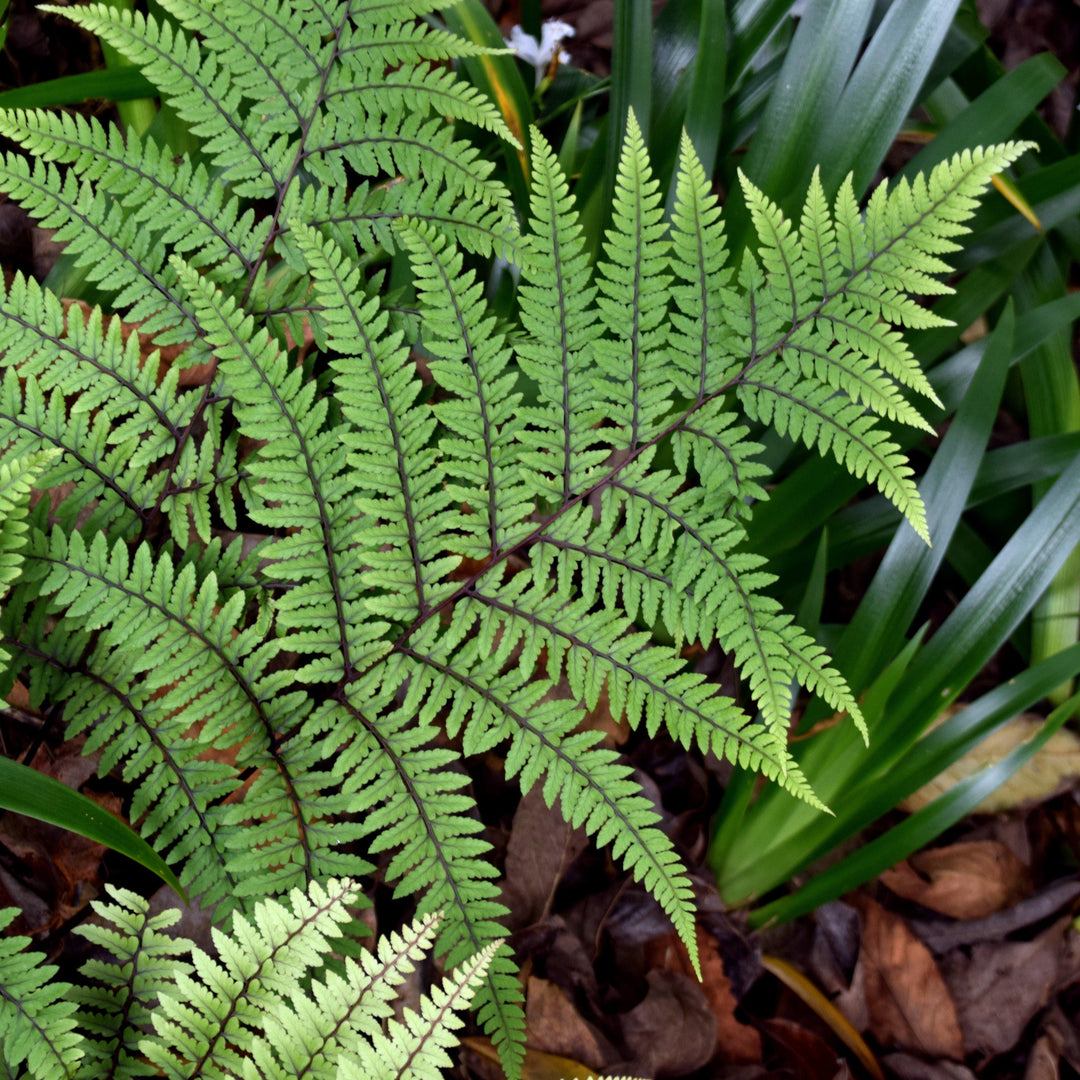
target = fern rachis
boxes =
[0,0,1031,1073]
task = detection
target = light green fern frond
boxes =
[594,109,673,447]
[4,882,633,1080]
[69,888,192,1080]
[0,908,83,1080]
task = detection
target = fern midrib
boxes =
[690,196,712,404]
[3,636,239,895]
[545,173,575,505]
[103,917,148,1080]
[473,588,793,771]
[629,170,645,447]
[399,642,691,904]
[32,550,315,877]
[242,5,349,306]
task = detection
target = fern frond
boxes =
[0,110,264,279]
[290,173,519,262]
[244,909,444,1080]
[69,887,192,1080]
[174,260,390,680]
[292,225,460,624]
[326,56,517,145]
[0,9,1030,1072]
[669,132,738,400]
[594,109,672,448]
[737,368,929,542]
[0,447,58,673]
[339,938,499,1080]
[0,278,233,544]
[0,153,203,347]
[0,908,83,1080]
[399,218,534,557]
[394,623,702,970]
[23,528,369,909]
[43,4,283,197]
[331,692,526,1075]
[142,877,359,1079]
[516,129,606,502]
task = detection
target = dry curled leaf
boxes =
[880,840,1030,920]
[525,976,615,1068]
[846,897,963,1060]
[645,927,762,1064]
[503,787,589,929]
[939,917,1080,1058]
[903,712,1080,814]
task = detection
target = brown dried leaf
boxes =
[879,1053,977,1080]
[902,712,1080,814]
[939,917,1080,1058]
[644,928,761,1063]
[848,897,963,1060]
[880,841,1030,919]
[525,976,616,1068]
[613,969,718,1077]
[502,788,589,929]
[460,1035,612,1080]
[758,1018,847,1080]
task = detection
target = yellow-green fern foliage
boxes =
[0,0,1029,1073]
[2,879,635,1080]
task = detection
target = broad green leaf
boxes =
[900,52,1065,182]
[0,68,156,110]
[751,685,1080,925]
[816,0,962,197]
[0,755,185,897]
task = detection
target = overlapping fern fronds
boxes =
[0,880,550,1080]
[0,0,1029,1073]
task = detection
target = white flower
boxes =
[503,19,575,86]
